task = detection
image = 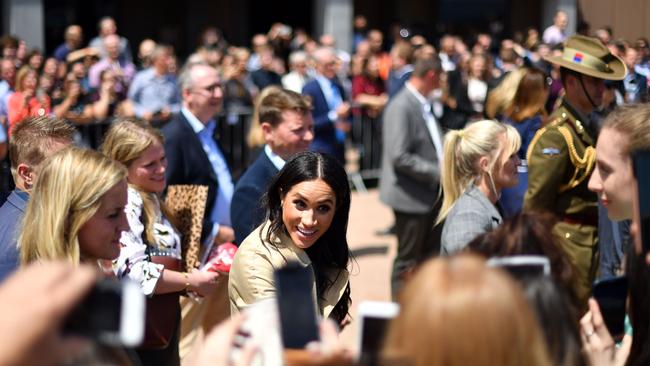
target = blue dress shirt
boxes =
[181,108,234,241]
[0,189,28,282]
[128,68,180,118]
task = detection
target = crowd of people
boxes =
[0,9,650,366]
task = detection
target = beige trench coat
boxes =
[228,222,349,319]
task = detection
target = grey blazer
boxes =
[379,86,441,214]
[441,185,502,255]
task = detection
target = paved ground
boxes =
[337,188,396,352]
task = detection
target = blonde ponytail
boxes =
[435,120,521,225]
[436,130,464,224]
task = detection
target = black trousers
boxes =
[391,205,442,300]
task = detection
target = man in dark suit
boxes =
[162,62,235,246]
[302,47,350,162]
[0,117,74,282]
[379,57,445,298]
[231,87,313,244]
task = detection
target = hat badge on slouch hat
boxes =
[544,35,627,81]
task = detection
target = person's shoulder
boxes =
[387,86,415,109]
[302,78,320,92]
[453,188,485,211]
[527,112,569,160]
[161,113,188,135]
[0,194,25,231]
[134,67,154,79]
[0,200,19,222]
[126,186,143,204]
[236,224,278,261]
[237,154,275,186]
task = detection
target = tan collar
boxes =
[261,222,349,319]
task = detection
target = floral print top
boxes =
[113,187,181,296]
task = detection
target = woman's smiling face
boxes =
[281,178,337,249]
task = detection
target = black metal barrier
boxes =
[351,108,383,181]
[0,106,384,199]
[214,107,254,181]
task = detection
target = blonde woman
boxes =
[485,67,526,119]
[383,255,552,366]
[499,67,549,216]
[102,119,219,365]
[246,85,283,151]
[437,119,521,255]
[20,147,128,265]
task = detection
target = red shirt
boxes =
[8,91,51,135]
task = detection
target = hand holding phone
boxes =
[274,263,319,349]
[591,276,628,340]
[580,298,632,365]
[0,262,96,366]
[63,278,145,347]
[357,301,400,366]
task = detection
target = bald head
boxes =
[104,34,120,60]
[319,34,336,48]
[65,25,82,48]
[554,11,568,30]
[99,17,117,37]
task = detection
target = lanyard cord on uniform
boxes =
[578,74,599,110]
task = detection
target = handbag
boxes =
[140,248,182,350]
[164,185,208,272]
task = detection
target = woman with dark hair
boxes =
[351,55,388,119]
[521,276,586,366]
[228,151,352,325]
[467,210,578,306]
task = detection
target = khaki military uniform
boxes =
[524,100,598,309]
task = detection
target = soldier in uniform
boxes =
[524,35,626,309]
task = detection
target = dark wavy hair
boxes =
[521,276,586,366]
[467,210,579,310]
[261,151,351,323]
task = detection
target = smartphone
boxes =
[357,301,400,366]
[274,263,319,349]
[486,255,551,279]
[592,276,628,339]
[63,278,145,347]
[633,150,650,254]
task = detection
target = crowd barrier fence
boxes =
[0,106,385,199]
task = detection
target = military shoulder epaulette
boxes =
[548,116,564,127]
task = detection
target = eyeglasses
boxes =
[192,82,222,94]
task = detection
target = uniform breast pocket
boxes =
[554,221,597,249]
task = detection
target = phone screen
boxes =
[360,316,390,366]
[633,151,650,254]
[501,264,547,279]
[274,263,319,349]
[63,279,122,339]
[486,256,550,281]
[592,276,628,338]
